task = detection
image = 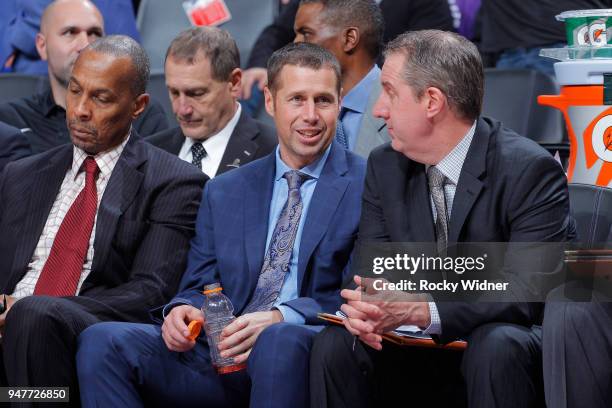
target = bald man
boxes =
[0,0,168,155]
[0,0,140,74]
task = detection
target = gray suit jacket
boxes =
[353,80,390,158]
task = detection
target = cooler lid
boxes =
[554,60,612,85]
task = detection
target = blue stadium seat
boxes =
[0,74,47,104]
[482,68,567,156]
[137,0,278,70]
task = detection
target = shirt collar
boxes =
[433,120,477,185]
[274,143,332,182]
[39,81,63,117]
[342,65,380,114]
[70,131,131,181]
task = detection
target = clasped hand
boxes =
[162,305,282,364]
[341,276,431,350]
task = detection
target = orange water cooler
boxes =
[539,60,612,186]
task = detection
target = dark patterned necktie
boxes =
[191,142,207,170]
[243,170,310,313]
[34,157,99,296]
[427,166,448,255]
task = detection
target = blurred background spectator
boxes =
[0,0,139,74]
[479,0,612,77]
[241,0,455,115]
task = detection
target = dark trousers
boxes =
[310,323,543,408]
[543,298,612,408]
[2,296,105,407]
[76,321,319,408]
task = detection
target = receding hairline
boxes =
[72,49,138,88]
[40,0,103,33]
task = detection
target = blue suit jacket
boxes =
[165,142,366,325]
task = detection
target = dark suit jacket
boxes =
[0,121,30,172]
[161,142,366,324]
[0,134,208,323]
[146,109,277,177]
[360,117,573,342]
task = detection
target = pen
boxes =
[352,335,357,351]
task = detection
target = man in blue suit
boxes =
[76,42,366,408]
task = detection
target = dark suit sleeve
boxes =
[70,168,208,323]
[0,123,31,172]
[435,155,571,342]
[358,155,392,242]
[134,99,170,138]
[154,182,220,319]
[246,0,298,68]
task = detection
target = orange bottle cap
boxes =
[187,320,202,341]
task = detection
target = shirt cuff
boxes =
[423,301,442,334]
[162,299,193,319]
[275,305,305,325]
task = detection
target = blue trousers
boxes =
[76,322,319,407]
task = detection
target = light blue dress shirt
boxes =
[269,145,332,324]
[340,65,381,151]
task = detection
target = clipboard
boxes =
[317,313,467,351]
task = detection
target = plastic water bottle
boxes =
[201,283,246,374]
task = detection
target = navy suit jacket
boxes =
[0,134,207,323]
[164,142,366,324]
[360,117,573,343]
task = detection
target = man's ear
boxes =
[132,93,150,119]
[424,87,447,119]
[228,68,242,98]
[342,27,359,54]
[264,86,275,117]
[35,33,48,60]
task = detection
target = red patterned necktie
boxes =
[34,156,100,296]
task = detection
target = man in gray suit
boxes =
[294,0,390,157]
[147,27,277,178]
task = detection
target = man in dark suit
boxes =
[76,42,366,408]
[0,121,31,172]
[309,30,573,408]
[0,35,207,396]
[147,27,276,178]
[293,0,390,157]
[0,0,168,155]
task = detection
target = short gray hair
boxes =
[165,27,240,82]
[86,35,150,96]
[267,42,341,95]
[384,30,483,121]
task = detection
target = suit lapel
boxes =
[89,135,146,276]
[354,81,388,157]
[167,129,186,155]
[11,147,72,282]
[297,143,350,291]
[448,119,489,242]
[405,161,437,242]
[243,154,275,292]
[217,110,260,176]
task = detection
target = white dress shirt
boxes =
[178,103,242,178]
[11,136,130,299]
